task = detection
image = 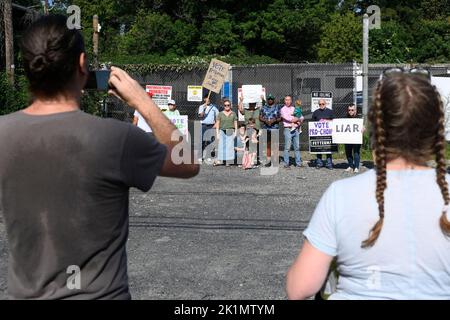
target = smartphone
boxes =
[85,70,111,91]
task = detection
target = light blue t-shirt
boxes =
[303,169,450,300]
[198,104,219,125]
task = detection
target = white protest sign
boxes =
[187,86,203,102]
[432,76,450,141]
[238,87,266,111]
[308,121,337,154]
[332,119,364,144]
[311,91,333,113]
[202,59,230,94]
[146,85,172,110]
[242,85,264,104]
[169,115,189,141]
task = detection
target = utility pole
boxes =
[362,13,369,118]
[3,0,14,85]
[93,15,99,68]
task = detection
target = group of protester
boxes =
[197,93,362,172]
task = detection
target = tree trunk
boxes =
[3,0,14,85]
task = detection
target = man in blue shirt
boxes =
[198,95,219,162]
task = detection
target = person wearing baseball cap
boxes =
[163,99,181,117]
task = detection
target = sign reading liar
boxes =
[309,121,338,154]
[146,85,172,109]
[202,59,230,94]
[332,119,364,144]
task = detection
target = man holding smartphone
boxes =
[0,15,199,300]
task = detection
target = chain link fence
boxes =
[103,63,358,121]
[102,63,450,151]
[103,63,450,123]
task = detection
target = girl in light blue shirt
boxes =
[287,72,450,300]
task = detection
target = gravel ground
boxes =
[0,156,373,300]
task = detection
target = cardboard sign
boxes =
[187,86,203,102]
[309,121,338,154]
[311,91,333,113]
[146,85,172,110]
[332,119,364,144]
[202,59,230,93]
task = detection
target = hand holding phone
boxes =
[85,70,111,91]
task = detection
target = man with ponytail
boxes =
[286,71,450,300]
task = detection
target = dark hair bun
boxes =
[21,14,85,96]
[29,54,49,74]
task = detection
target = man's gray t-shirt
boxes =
[0,110,167,299]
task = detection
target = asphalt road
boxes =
[0,158,370,300]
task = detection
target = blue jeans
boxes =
[316,154,333,167]
[283,128,301,166]
[345,144,361,169]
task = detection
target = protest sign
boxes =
[170,115,189,141]
[146,85,172,110]
[332,119,364,144]
[242,85,264,104]
[202,59,230,94]
[311,91,333,113]
[187,86,203,102]
[309,121,338,154]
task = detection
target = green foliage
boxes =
[80,91,106,116]
[8,0,450,67]
[0,73,30,116]
[318,12,363,63]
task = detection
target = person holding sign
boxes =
[238,95,261,130]
[214,99,238,166]
[198,95,219,163]
[163,99,181,118]
[344,104,362,173]
[281,95,304,168]
[312,99,335,170]
[287,72,450,300]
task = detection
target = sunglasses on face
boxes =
[380,67,431,81]
[224,104,231,107]
[319,103,325,106]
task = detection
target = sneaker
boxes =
[326,165,333,170]
[354,168,360,173]
[316,162,323,169]
[264,161,272,168]
[295,162,303,168]
[345,167,353,172]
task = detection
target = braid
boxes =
[433,86,450,237]
[362,84,387,248]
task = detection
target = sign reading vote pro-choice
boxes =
[309,121,337,154]
[202,59,230,94]
[332,119,364,144]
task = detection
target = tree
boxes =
[317,12,362,63]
